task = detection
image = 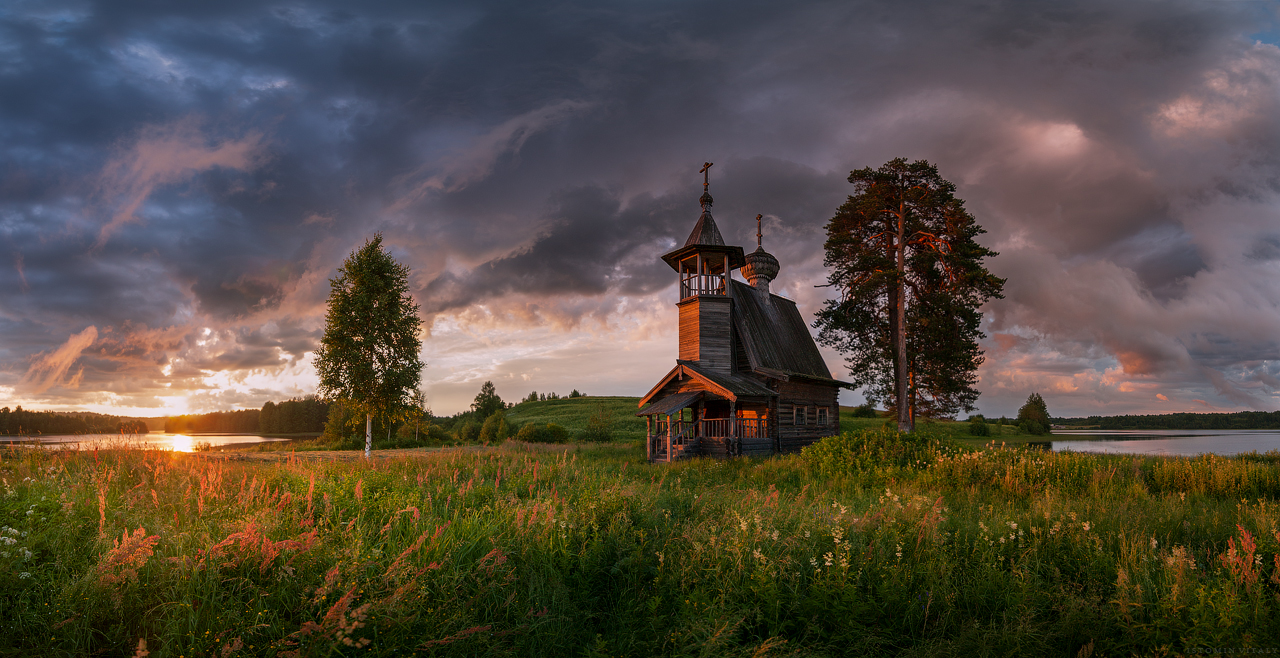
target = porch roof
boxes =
[635,390,703,417]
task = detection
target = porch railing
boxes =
[648,417,770,461]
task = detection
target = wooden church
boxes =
[638,164,848,462]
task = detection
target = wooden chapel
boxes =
[638,163,849,462]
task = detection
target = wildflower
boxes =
[895,544,902,559]
[824,552,833,566]
[18,572,30,579]
[1150,537,1158,550]
[804,531,810,538]
[1082,522,1091,532]
[978,521,988,533]
[0,536,14,546]
[771,530,779,541]
[1008,522,1017,530]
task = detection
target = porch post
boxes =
[730,399,737,456]
[667,413,673,462]
[646,415,652,461]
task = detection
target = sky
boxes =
[4,0,1280,419]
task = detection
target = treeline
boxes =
[0,407,149,436]
[162,396,330,434]
[261,397,329,434]
[1060,411,1280,430]
[164,409,259,434]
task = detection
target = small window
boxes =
[796,406,807,425]
[817,407,829,425]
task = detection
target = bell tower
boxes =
[660,163,746,375]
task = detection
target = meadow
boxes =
[2,426,1279,656]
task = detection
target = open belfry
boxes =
[638,163,849,461]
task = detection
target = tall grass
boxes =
[1,428,1278,656]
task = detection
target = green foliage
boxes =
[969,415,991,436]
[1018,392,1051,435]
[568,389,583,398]
[314,233,424,429]
[578,403,614,442]
[850,403,878,418]
[457,420,481,443]
[816,158,1005,425]
[479,411,510,443]
[7,440,1280,655]
[515,422,570,443]
[801,426,969,475]
[164,409,259,434]
[259,396,330,434]
[505,396,647,442]
[471,381,505,419]
[0,407,153,436]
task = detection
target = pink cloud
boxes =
[22,326,99,394]
[94,117,267,249]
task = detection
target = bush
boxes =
[516,422,570,444]
[968,416,990,436]
[579,403,614,442]
[850,403,879,418]
[801,427,966,476]
[479,412,510,443]
[456,420,481,443]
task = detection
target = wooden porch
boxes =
[645,415,772,462]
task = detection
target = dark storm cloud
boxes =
[3,0,1280,414]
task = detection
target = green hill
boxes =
[505,396,648,441]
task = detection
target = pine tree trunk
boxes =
[895,199,913,433]
[365,413,372,459]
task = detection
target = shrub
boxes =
[517,423,570,443]
[850,403,878,418]
[801,426,966,475]
[968,416,990,436]
[456,420,481,443]
[579,403,614,442]
[479,412,510,443]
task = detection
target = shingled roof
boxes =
[728,279,842,383]
[684,208,726,247]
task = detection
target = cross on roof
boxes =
[699,162,713,189]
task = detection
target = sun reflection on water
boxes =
[169,435,194,452]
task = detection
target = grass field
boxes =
[3,425,1280,656]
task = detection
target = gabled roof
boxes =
[637,362,777,411]
[729,279,850,386]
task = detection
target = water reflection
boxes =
[1050,429,1280,457]
[1,432,288,451]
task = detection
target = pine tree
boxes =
[816,158,1004,431]
[315,234,424,458]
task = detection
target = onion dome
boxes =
[741,214,780,292]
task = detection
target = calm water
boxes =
[0,432,288,452]
[1050,429,1280,457]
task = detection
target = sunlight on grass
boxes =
[1,429,1278,655]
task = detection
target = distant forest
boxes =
[163,396,329,434]
[1059,411,1280,430]
[0,406,148,436]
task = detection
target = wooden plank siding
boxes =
[678,296,733,374]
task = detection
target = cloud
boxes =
[22,326,98,394]
[93,117,267,249]
[391,99,595,209]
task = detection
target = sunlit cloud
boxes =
[22,326,98,394]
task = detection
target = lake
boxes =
[1049,429,1280,457]
[0,432,289,452]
